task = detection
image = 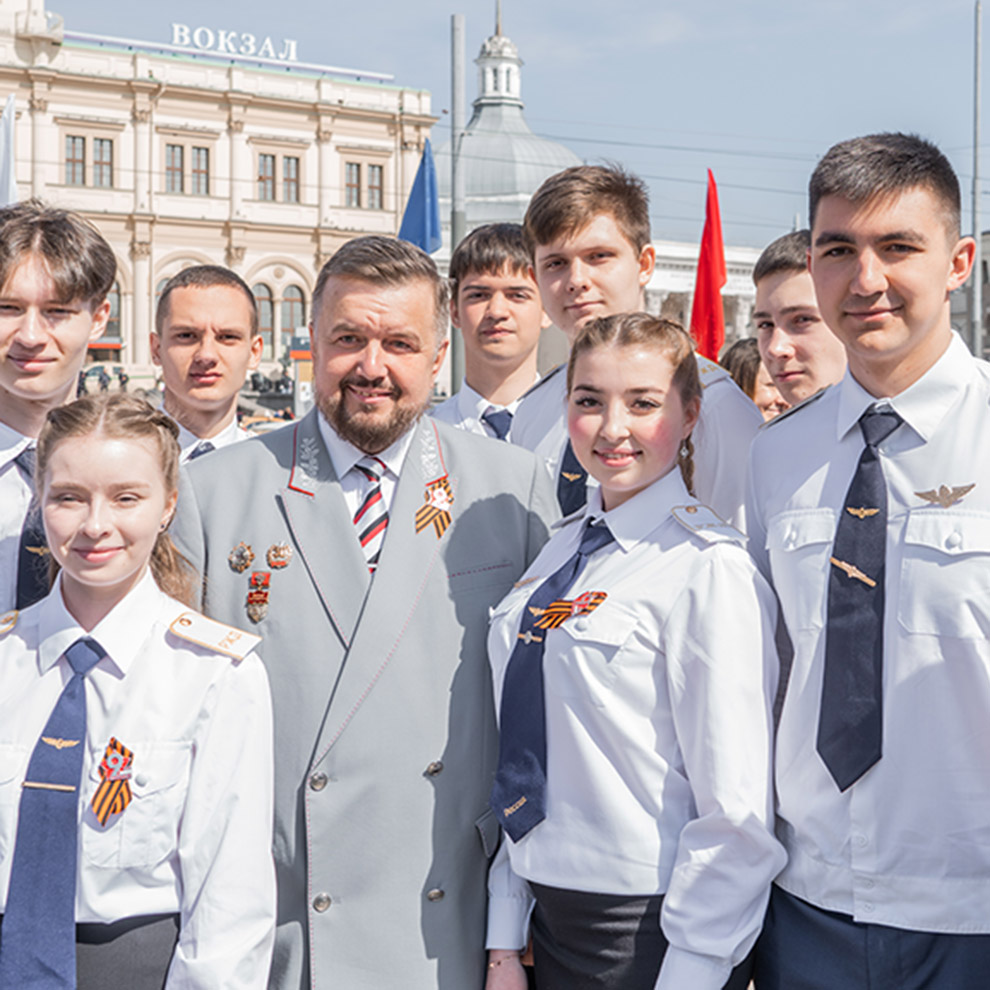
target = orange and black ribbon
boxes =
[532,590,607,630]
[415,477,454,539]
[91,737,133,826]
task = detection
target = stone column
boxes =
[132,103,151,214]
[228,106,247,221]
[130,239,151,365]
[316,116,334,227]
[28,94,47,198]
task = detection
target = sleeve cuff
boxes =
[655,946,732,990]
[486,894,535,951]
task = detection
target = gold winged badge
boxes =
[914,484,976,509]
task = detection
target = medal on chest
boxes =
[91,737,134,825]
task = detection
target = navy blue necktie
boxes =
[490,520,615,841]
[14,447,49,610]
[0,637,106,990]
[818,406,902,791]
[557,440,588,516]
[187,439,215,461]
[481,408,513,442]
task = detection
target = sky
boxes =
[49,0,986,248]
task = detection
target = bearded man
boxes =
[171,235,555,990]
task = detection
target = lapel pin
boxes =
[915,483,976,508]
[415,477,454,539]
[228,542,255,573]
[246,570,271,623]
[266,542,293,569]
[91,737,134,826]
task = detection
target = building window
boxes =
[66,136,86,186]
[166,144,184,194]
[281,285,305,353]
[368,164,383,210]
[253,283,274,360]
[258,154,275,201]
[345,162,361,208]
[191,147,210,196]
[283,156,299,203]
[93,139,113,188]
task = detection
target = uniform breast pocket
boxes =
[0,744,28,862]
[766,509,836,631]
[84,741,192,870]
[545,601,639,707]
[899,510,990,639]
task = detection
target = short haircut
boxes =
[809,133,961,237]
[718,337,761,400]
[753,229,811,286]
[448,223,532,297]
[524,165,651,257]
[0,199,116,306]
[312,235,449,344]
[155,265,259,336]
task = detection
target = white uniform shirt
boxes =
[509,356,762,531]
[746,331,990,934]
[487,470,785,990]
[0,571,276,989]
[317,411,416,520]
[430,377,536,439]
[0,422,34,613]
[175,417,251,463]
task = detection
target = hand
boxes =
[484,950,527,990]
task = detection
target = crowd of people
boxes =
[0,129,985,990]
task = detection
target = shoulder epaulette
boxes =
[671,504,744,544]
[169,611,261,661]
[0,609,18,635]
[761,384,831,428]
[519,364,564,401]
[695,355,731,390]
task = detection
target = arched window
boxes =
[253,283,274,360]
[105,281,121,340]
[281,285,305,355]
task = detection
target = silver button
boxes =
[134,773,148,787]
[310,772,329,791]
[863,902,874,913]
[426,888,444,902]
[574,618,589,632]
[855,834,868,848]
[946,531,962,549]
[312,893,332,912]
[863,879,875,890]
[425,761,444,776]
[785,529,797,548]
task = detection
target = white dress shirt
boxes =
[175,417,251,463]
[430,377,537,439]
[509,356,762,531]
[0,422,34,613]
[317,411,416,521]
[0,570,276,989]
[746,331,990,934]
[487,470,785,990]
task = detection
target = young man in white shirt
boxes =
[752,229,847,407]
[513,164,762,529]
[748,133,990,989]
[151,266,263,462]
[431,223,548,440]
[0,200,115,611]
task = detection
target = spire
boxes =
[476,3,522,105]
[496,0,502,36]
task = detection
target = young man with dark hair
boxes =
[747,133,989,989]
[152,265,263,461]
[0,199,115,610]
[752,229,846,406]
[432,223,548,440]
[513,164,762,528]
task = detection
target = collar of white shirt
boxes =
[176,417,244,458]
[454,377,537,427]
[834,330,975,444]
[36,569,163,679]
[0,419,32,471]
[317,411,417,484]
[573,468,694,554]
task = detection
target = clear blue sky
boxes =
[51,0,984,248]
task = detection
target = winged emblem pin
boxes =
[914,483,976,509]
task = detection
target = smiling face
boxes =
[809,186,974,396]
[151,284,262,416]
[532,214,655,342]
[310,276,447,453]
[754,268,847,404]
[567,343,699,510]
[0,253,109,428]
[451,265,549,367]
[43,432,176,611]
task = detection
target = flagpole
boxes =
[974,0,983,358]
[450,13,467,391]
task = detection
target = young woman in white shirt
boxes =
[485,313,785,990]
[0,392,275,989]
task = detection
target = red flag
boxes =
[689,170,727,360]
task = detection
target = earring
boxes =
[679,442,689,459]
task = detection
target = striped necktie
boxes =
[0,637,106,989]
[353,456,388,572]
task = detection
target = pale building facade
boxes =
[0,0,434,373]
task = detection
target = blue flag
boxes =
[398,138,441,254]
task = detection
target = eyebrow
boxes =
[814,228,927,247]
[461,281,536,293]
[572,384,665,396]
[753,304,818,320]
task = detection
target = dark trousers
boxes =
[529,881,753,990]
[755,885,990,990]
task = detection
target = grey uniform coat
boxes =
[171,409,555,990]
